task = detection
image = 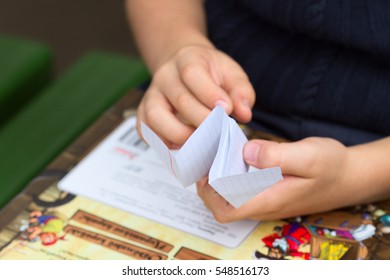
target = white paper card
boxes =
[58,117,259,248]
[141,106,283,208]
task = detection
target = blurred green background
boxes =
[0,0,149,210]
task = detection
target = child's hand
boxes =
[197,137,358,222]
[136,45,255,147]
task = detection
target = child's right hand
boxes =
[136,44,256,147]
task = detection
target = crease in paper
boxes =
[141,106,283,208]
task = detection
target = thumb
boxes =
[243,140,283,169]
[243,139,312,176]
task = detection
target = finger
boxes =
[141,87,195,145]
[243,139,317,177]
[221,59,256,123]
[196,179,244,223]
[197,176,312,222]
[242,174,343,220]
[136,98,147,140]
[176,58,233,113]
[159,69,213,127]
[239,176,315,220]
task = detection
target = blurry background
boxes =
[0,0,139,76]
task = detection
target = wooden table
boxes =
[1,89,389,260]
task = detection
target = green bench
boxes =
[0,35,53,126]
[0,40,149,210]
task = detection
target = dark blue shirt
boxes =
[205,0,390,145]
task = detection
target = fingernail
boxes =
[215,99,230,112]
[244,141,260,164]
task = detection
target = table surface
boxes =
[0,89,389,260]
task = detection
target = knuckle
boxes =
[175,93,190,109]
[144,107,160,125]
[257,142,280,168]
[153,63,171,83]
[180,63,198,82]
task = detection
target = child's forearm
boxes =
[125,0,213,73]
[346,137,390,204]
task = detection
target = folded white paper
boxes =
[141,106,283,208]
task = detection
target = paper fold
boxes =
[141,106,283,208]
